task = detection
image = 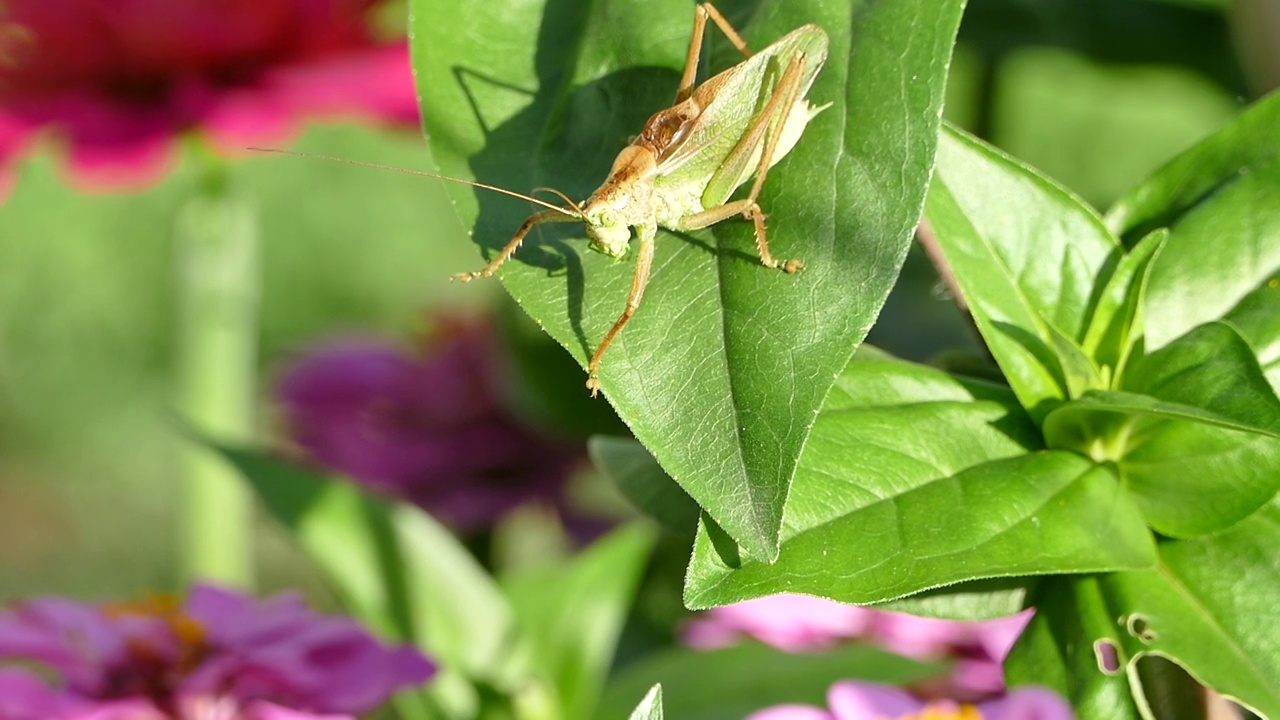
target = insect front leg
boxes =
[451,209,577,282]
[679,50,810,274]
[675,4,754,104]
[586,225,657,397]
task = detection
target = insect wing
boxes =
[653,25,829,200]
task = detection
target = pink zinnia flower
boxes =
[682,593,1034,701]
[0,0,419,194]
[0,584,435,719]
[748,682,1073,720]
[276,316,587,532]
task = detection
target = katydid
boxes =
[255,5,829,397]
[454,4,830,396]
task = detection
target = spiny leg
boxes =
[675,3,753,104]
[586,229,656,397]
[678,51,810,273]
[450,209,577,282]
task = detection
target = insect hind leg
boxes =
[677,50,811,274]
[676,3,754,103]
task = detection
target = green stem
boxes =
[176,165,260,588]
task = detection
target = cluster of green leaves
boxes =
[220,2,964,718]
[408,0,967,563]
[229,0,1280,717]
[221,448,657,720]
[925,97,1280,716]
[418,0,1279,711]
[610,83,1280,720]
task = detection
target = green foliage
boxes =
[683,355,1155,608]
[221,447,655,720]
[7,0,1276,716]
[596,644,940,720]
[672,92,1280,711]
[408,0,965,561]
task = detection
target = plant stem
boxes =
[915,218,991,360]
[176,180,260,588]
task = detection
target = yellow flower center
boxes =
[896,703,983,720]
[103,593,209,673]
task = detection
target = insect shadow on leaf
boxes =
[455,3,830,397]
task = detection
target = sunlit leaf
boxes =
[1107,90,1280,352]
[684,356,1154,607]
[924,125,1121,421]
[409,0,965,559]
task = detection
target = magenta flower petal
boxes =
[243,700,354,720]
[0,596,142,692]
[181,584,435,713]
[0,584,433,717]
[202,44,420,153]
[973,610,1036,663]
[681,594,871,652]
[0,668,82,719]
[66,699,167,720]
[683,595,1037,701]
[824,681,1075,720]
[0,0,419,193]
[826,681,926,719]
[978,687,1075,720]
[946,657,1008,697]
[185,584,313,647]
[865,608,1031,661]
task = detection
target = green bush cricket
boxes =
[452,3,830,396]
[258,5,829,397]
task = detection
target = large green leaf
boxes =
[872,577,1036,621]
[1004,576,1143,720]
[1098,499,1280,719]
[1126,322,1280,434]
[501,524,656,720]
[684,355,1155,607]
[688,452,1155,607]
[1043,324,1280,537]
[924,124,1121,421]
[409,0,965,560]
[1123,323,1280,536]
[1009,500,1280,720]
[1045,396,1280,540]
[1106,91,1280,352]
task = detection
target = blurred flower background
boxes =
[0,583,433,717]
[0,0,1274,716]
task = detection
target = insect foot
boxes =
[781,258,806,273]
[450,271,482,283]
[586,374,602,398]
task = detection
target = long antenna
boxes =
[246,147,580,218]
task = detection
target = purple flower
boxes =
[747,682,1074,720]
[682,593,1034,701]
[0,669,87,719]
[0,0,419,193]
[0,584,434,719]
[276,317,585,532]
